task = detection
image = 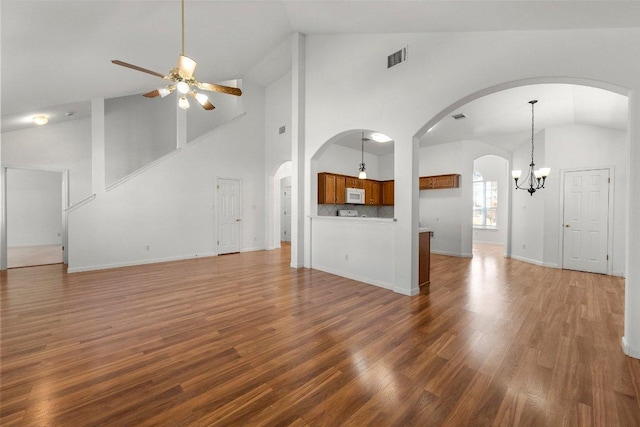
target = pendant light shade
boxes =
[358,132,368,180]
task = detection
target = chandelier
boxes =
[511,100,550,195]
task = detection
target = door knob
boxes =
[565,224,570,228]
[236,219,241,222]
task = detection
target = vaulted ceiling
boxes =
[2,1,638,141]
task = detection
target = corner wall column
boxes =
[623,89,640,359]
[291,32,306,268]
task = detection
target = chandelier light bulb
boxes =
[176,81,190,94]
[358,170,367,180]
[539,167,551,178]
[178,96,190,109]
[511,170,522,180]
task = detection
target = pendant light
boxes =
[358,132,368,179]
[512,100,550,196]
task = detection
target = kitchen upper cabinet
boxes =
[419,174,460,190]
[345,177,363,189]
[381,180,394,206]
[319,172,393,206]
[363,180,381,205]
[318,173,342,204]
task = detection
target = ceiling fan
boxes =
[111,0,242,111]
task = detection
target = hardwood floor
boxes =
[1,245,639,426]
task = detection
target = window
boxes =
[473,171,498,228]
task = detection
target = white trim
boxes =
[240,247,264,253]
[430,250,472,258]
[510,254,544,266]
[67,252,218,273]
[622,336,640,360]
[542,262,559,269]
[473,240,503,246]
[310,263,394,292]
[65,194,96,213]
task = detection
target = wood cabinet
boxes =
[363,180,381,205]
[345,177,363,189]
[419,174,460,190]
[318,173,346,204]
[319,173,393,206]
[419,231,432,286]
[381,180,394,206]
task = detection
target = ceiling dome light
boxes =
[32,115,48,125]
[370,132,392,143]
[176,81,190,94]
[178,96,190,109]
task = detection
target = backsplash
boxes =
[317,204,394,218]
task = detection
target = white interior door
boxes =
[562,169,609,274]
[217,178,241,254]
[281,185,291,242]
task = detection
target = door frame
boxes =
[558,165,615,275]
[1,166,69,270]
[216,176,242,255]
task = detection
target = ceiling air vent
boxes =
[452,113,467,120]
[387,47,407,69]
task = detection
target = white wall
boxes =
[317,143,381,179]
[419,140,510,257]
[311,217,396,291]
[544,124,627,275]
[265,72,292,175]
[7,168,62,247]
[473,155,508,246]
[302,28,640,304]
[265,72,293,250]
[105,93,176,186]
[68,80,266,272]
[2,118,91,205]
[510,130,546,264]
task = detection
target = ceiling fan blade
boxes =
[196,82,242,96]
[177,55,197,79]
[111,60,166,79]
[201,101,215,111]
[143,89,160,98]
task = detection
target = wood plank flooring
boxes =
[1,244,639,426]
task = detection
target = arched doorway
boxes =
[416,82,627,271]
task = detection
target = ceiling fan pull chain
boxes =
[181,0,185,55]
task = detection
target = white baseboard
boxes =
[240,246,263,253]
[510,254,544,266]
[622,336,640,359]
[67,251,218,273]
[431,250,472,258]
[394,286,420,296]
[542,262,559,269]
[473,241,503,246]
[310,263,394,291]
[613,270,625,278]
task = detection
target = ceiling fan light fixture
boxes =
[178,55,197,79]
[194,92,208,106]
[158,87,172,98]
[176,81,190,94]
[178,96,190,109]
[32,115,48,125]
